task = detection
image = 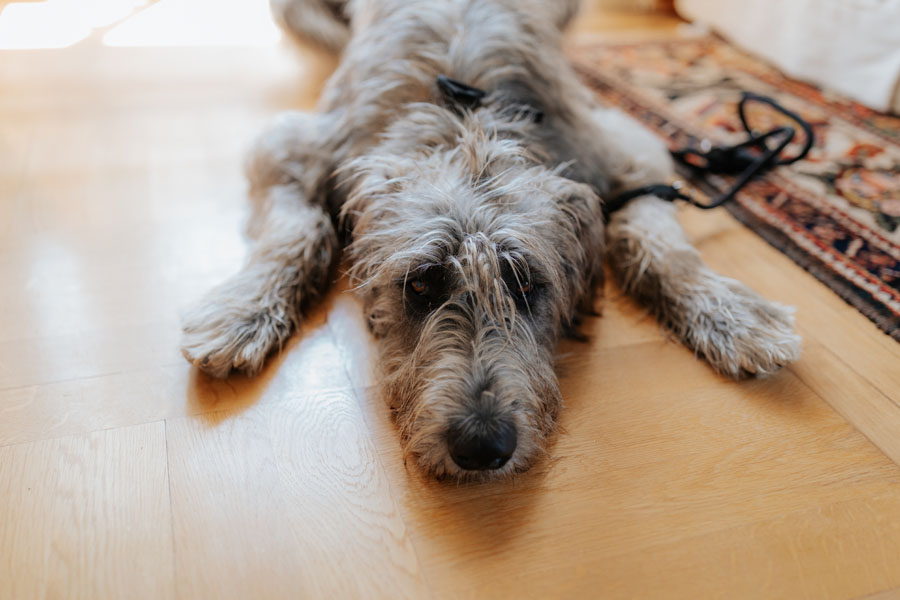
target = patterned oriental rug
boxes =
[570,36,900,342]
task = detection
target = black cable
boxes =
[605,92,815,219]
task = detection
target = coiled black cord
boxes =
[605,92,815,219]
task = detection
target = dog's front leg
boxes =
[606,195,800,377]
[580,106,801,377]
[181,112,339,378]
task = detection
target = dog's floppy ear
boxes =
[553,179,603,239]
[339,151,415,228]
[548,177,606,316]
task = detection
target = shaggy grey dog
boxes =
[181,0,801,479]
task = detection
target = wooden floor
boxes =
[3,2,900,598]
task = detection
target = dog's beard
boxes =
[375,299,562,480]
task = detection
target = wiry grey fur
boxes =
[181,0,801,479]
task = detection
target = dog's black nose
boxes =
[448,419,517,471]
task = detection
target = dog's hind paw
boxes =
[682,275,801,379]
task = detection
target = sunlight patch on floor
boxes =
[102,0,281,47]
[0,0,281,49]
[0,0,147,49]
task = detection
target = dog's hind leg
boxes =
[181,112,339,378]
[585,107,801,377]
[270,0,350,53]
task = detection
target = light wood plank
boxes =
[790,339,900,467]
[166,389,427,600]
[3,1,900,598]
[679,205,900,398]
[0,422,174,599]
[0,303,348,448]
[678,205,900,469]
[508,492,900,600]
[340,320,900,600]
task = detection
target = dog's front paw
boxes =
[180,282,293,378]
[683,275,801,379]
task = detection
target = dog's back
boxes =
[272,0,606,195]
[271,0,580,54]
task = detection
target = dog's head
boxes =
[342,106,604,479]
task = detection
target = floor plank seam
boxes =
[0,359,187,395]
[163,418,180,600]
[795,343,900,412]
[0,418,170,451]
[324,318,438,599]
[787,358,900,471]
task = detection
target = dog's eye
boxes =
[518,281,532,295]
[402,267,450,318]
